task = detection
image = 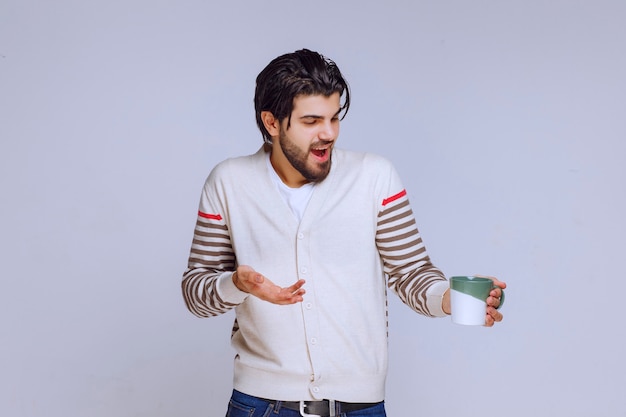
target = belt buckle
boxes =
[299,400,336,417]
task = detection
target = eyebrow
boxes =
[299,108,342,120]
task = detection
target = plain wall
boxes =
[1,1,625,416]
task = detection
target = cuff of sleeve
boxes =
[426,280,450,317]
[217,271,249,305]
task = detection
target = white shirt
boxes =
[266,153,314,222]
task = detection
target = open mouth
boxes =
[311,148,327,158]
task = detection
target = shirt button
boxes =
[300,266,308,274]
[313,386,320,393]
[305,302,313,310]
[298,233,304,239]
[310,337,317,345]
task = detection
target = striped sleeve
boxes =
[181,209,243,318]
[376,189,448,317]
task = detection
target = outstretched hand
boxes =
[232,265,305,305]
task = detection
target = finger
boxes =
[278,286,305,298]
[283,284,306,299]
[261,283,305,305]
[492,279,507,289]
[273,290,305,305]
[257,289,291,304]
[250,276,306,305]
[475,274,507,289]
[486,306,503,322]
[285,279,306,293]
[487,294,501,308]
[488,285,504,309]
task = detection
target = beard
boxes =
[279,129,332,183]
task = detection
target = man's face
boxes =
[274,93,341,186]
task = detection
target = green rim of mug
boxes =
[450,276,505,309]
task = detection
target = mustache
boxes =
[310,140,334,148]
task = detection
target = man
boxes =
[182,48,505,417]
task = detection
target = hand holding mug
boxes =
[450,275,506,326]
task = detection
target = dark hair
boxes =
[254,49,351,144]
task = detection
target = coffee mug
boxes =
[450,276,505,325]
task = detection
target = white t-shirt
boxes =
[266,154,314,222]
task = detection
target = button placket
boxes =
[296,227,324,398]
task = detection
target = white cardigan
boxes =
[182,146,449,402]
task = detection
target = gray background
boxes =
[2,1,625,416]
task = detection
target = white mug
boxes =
[450,276,505,325]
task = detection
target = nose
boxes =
[318,120,338,141]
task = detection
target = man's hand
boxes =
[233,265,305,305]
[480,275,506,327]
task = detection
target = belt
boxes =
[278,399,380,416]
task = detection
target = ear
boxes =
[261,111,280,137]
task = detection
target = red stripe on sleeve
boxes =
[198,211,222,220]
[382,189,407,206]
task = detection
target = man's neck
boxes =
[268,147,308,188]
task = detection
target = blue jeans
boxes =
[225,390,387,417]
